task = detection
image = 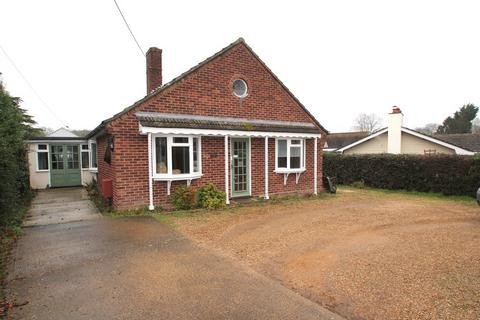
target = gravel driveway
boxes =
[171,188,480,319]
[7,188,340,320]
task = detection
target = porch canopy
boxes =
[135,112,322,210]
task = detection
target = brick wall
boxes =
[97,41,326,210]
[96,132,116,203]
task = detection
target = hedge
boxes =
[323,153,480,197]
[0,79,38,228]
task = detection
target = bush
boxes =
[197,183,226,209]
[172,186,197,210]
[323,153,480,197]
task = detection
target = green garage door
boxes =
[50,144,81,187]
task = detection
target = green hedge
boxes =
[0,79,38,229]
[323,153,480,197]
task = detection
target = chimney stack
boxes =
[387,106,404,154]
[146,47,162,94]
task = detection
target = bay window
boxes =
[275,138,305,171]
[154,136,201,178]
[36,144,49,171]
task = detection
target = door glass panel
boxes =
[233,140,248,193]
[51,146,64,170]
[66,145,79,169]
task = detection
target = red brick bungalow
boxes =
[86,38,328,210]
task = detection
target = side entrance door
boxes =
[231,138,250,197]
[50,144,81,187]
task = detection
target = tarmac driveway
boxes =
[7,188,340,320]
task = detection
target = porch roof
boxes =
[135,112,321,134]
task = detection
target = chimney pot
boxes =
[391,106,402,114]
[146,47,162,94]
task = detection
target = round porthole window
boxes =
[233,79,248,98]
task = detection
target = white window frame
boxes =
[152,135,202,180]
[80,144,90,170]
[36,144,49,172]
[88,140,98,171]
[274,138,306,173]
[233,79,248,98]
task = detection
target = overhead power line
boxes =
[0,45,69,128]
[113,0,145,57]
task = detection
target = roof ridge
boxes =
[328,131,370,135]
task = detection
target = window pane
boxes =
[172,146,190,174]
[38,144,47,150]
[38,152,48,170]
[81,144,89,150]
[291,140,301,145]
[91,143,97,168]
[278,157,287,168]
[277,140,287,168]
[302,140,306,168]
[155,137,168,174]
[81,151,90,168]
[173,137,188,144]
[193,138,199,173]
[290,146,301,169]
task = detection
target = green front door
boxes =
[231,138,250,197]
[50,144,81,187]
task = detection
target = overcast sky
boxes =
[1,0,479,132]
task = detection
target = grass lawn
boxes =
[139,187,480,320]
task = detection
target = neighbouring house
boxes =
[27,38,328,210]
[330,107,475,155]
[324,131,369,152]
[27,128,97,189]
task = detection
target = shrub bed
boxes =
[323,153,480,197]
[172,183,226,211]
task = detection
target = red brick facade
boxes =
[94,40,327,210]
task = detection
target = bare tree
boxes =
[415,123,440,136]
[352,113,382,133]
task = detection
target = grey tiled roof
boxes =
[433,133,480,152]
[135,112,320,134]
[325,131,370,149]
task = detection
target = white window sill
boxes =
[36,170,49,173]
[153,173,203,181]
[89,168,98,173]
[274,168,306,174]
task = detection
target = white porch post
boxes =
[314,137,318,195]
[264,136,269,199]
[148,133,154,210]
[224,135,230,205]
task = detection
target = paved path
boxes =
[24,188,99,227]
[7,188,342,320]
